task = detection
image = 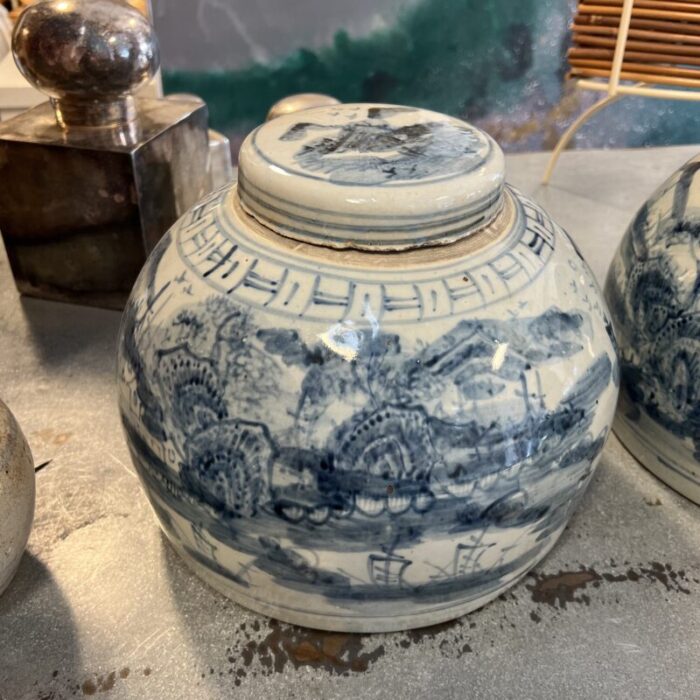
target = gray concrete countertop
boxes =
[1,146,699,700]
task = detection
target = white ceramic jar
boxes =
[0,399,35,595]
[118,104,619,631]
[606,155,700,504]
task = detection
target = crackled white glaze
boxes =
[118,103,619,631]
[606,155,700,504]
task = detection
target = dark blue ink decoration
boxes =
[183,419,274,518]
[277,106,486,185]
[605,159,700,459]
[121,280,612,606]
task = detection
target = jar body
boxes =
[118,183,618,631]
[605,156,700,504]
[0,400,35,596]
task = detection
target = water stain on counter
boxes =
[221,616,480,687]
[29,558,698,696]
[397,618,473,659]
[81,671,117,695]
[39,564,690,695]
[222,619,386,686]
[29,666,148,699]
[31,428,73,447]
[402,619,461,643]
[527,568,601,608]
[80,667,146,696]
[527,561,694,609]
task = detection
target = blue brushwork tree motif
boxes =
[606,159,700,457]
[156,345,228,444]
[122,287,611,537]
[329,404,441,517]
[278,106,485,185]
[397,308,586,427]
[120,282,614,604]
[213,309,280,415]
[183,419,274,518]
[257,323,405,442]
[121,296,167,442]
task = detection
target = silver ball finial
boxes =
[12,0,159,127]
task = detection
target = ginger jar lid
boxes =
[237,103,505,251]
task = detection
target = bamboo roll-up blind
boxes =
[569,0,700,87]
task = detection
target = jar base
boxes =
[613,406,700,506]
[167,531,564,633]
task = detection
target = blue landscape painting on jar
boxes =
[118,184,618,623]
[605,157,700,498]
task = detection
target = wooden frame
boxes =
[543,0,700,183]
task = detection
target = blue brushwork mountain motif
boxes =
[120,287,611,604]
[277,106,486,184]
[605,159,700,458]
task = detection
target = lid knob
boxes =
[238,103,505,252]
[266,93,341,121]
[12,0,159,128]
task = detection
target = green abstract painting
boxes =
[157,0,700,152]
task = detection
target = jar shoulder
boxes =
[132,184,600,333]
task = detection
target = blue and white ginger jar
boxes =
[118,104,619,631]
[606,155,700,505]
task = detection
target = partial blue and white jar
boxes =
[606,156,700,505]
[118,104,619,632]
